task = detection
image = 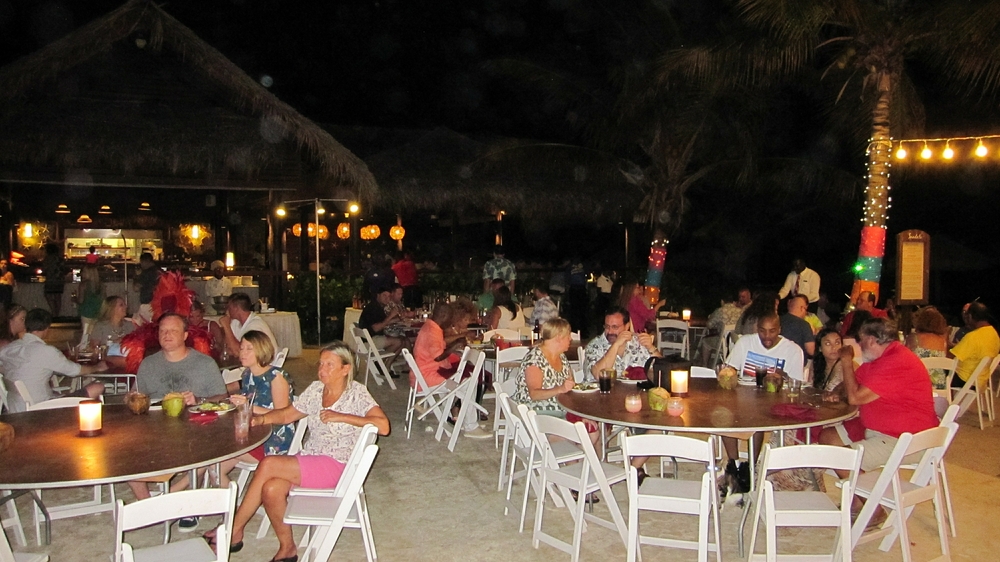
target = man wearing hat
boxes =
[206,259,233,306]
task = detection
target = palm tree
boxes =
[662,0,1000,299]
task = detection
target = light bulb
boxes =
[895,146,907,159]
[976,141,988,157]
[921,144,932,159]
[942,142,954,160]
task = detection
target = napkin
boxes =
[625,366,647,381]
[769,403,818,421]
[188,411,219,425]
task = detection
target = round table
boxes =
[0,405,271,488]
[559,377,855,434]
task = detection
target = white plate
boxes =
[188,402,236,414]
[573,387,600,394]
[617,379,641,384]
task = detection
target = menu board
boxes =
[896,230,930,305]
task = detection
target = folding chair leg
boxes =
[940,462,956,537]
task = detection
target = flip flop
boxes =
[202,533,243,554]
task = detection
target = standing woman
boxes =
[619,281,664,335]
[76,264,104,337]
[211,342,389,562]
[42,243,65,317]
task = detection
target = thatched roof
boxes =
[0,0,376,200]
[357,126,643,224]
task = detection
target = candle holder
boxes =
[669,369,689,397]
[682,309,691,321]
[78,399,102,437]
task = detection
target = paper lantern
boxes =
[316,225,329,240]
[292,224,302,237]
[337,223,350,239]
[389,225,405,241]
[360,225,381,240]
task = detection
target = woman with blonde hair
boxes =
[76,264,104,335]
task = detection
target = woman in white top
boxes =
[488,286,526,330]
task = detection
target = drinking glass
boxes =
[787,378,802,400]
[754,366,767,389]
[234,408,251,441]
[598,370,613,393]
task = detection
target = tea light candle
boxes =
[682,309,692,321]
[78,400,102,437]
[624,394,642,413]
[667,397,685,416]
[670,369,689,397]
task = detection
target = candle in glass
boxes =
[78,400,102,437]
[666,397,685,416]
[624,394,642,413]
[682,309,691,321]
[670,369,689,396]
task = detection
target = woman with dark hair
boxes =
[487,286,525,330]
[736,291,779,335]
[812,329,846,397]
[905,306,949,388]
[0,304,25,349]
[618,281,664,334]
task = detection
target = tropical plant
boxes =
[660,0,1000,299]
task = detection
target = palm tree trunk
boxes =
[851,76,893,302]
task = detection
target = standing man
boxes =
[205,260,233,304]
[219,292,278,357]
[391,252,421,309]
[584,307,662,379]
[483,245,516,295]
[949,302,1000,389]
[839,291,888,337]
[778,258,821,311]
[722,313,804,492]
[0,308,107,412]
[133,252,161,325]
[780,295,816,360]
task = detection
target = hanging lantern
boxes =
[292,224,302,237]
[360,225,381,240]
[337,223,350,239]
[389,225,405,241]
[316,225,329,239]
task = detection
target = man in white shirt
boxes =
[778,258,821,311]
[219,292,277,357]
[0,308,107,412]
[722,313,804,492]
[205,260,233,300]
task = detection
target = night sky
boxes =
[2,0,1000,311]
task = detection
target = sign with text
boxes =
[896,230,930,305]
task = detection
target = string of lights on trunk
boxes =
[882,134,1000,161]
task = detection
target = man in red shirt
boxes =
[821,317,938,472]
[391,252,420,309]
[838,291,888,337]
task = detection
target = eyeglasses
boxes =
[604,324,624,331]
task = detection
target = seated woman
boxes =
[89,296,136,370]
[813,329,846,399]
[905,306,949,389]
[188,300,224,353]
[0,304,25,349]
[488,286,526,331]
[171,330,294,494]
[619,282,664,334]
[209,342,390,562]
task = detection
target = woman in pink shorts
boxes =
[208,341,390,562]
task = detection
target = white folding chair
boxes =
[622,434,722,562]
[656,319,689,358]
[271,347,289,368]
[431,348,487,452]
[921,356,958,403]
[283,444,380,562]
[0,374,9,413]
[0,519,47,562]
[747,443,862,562]
[948,356,993,429]
[360,328,398,390]
[233,418,309,539]
[491,347,530,445]
[1,490,27,550]
[709,325,735,368]
[851,425,954,562]
[12,381,35,411]
[114,482,237,562]
[401,348,453,439]
[24,395,113,545]
[529,412,628,562]
[283,426,379,562]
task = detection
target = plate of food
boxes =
[188,401,236,414]
[572,382,600,393]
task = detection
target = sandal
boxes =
[202,532,243,554]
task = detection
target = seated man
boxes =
[219,292,278,358]
[722,313,803,492]
[358,287,406,372]
[530,282,560,328]
[698,288,750,366]
[948,302,999,389]
[820,318,939,518]
[0,308,107,412]
[839,291,887,337]
[780,295,816,360]
[584,307,662,380]
[130,313,229,507]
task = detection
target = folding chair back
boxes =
[434,348,486,452]
[483,328,520,341]
[26,396,91,411]
[271,347,289,368]
[0,374,8,414]
[621,434,720,562]
[690,366,717,379]
[656,319,689,358]
[401,348,438,438]
[950,356,992,429]
[495,346,529,383]
[361,328,397,390]
[114,482,237,562]
[0,523,47,562]
[12,381,34,411]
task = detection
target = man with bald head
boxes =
[839,290,888,337]
[721,313,804,493]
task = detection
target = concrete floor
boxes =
[5,343,1000,561]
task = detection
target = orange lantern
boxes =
[316,225,329,239]
[337,223,350,239]
[292,223,302,237]
[389,225,405,241]
[360,225,381,240]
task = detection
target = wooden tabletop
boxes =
[557,377,856,434]
[0,405,270,489]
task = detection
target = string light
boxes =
[921,142,932,159]
[942,141,954,160]
[884,133,1000,162]
[976,140,988,157]
[895,143,907,159]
